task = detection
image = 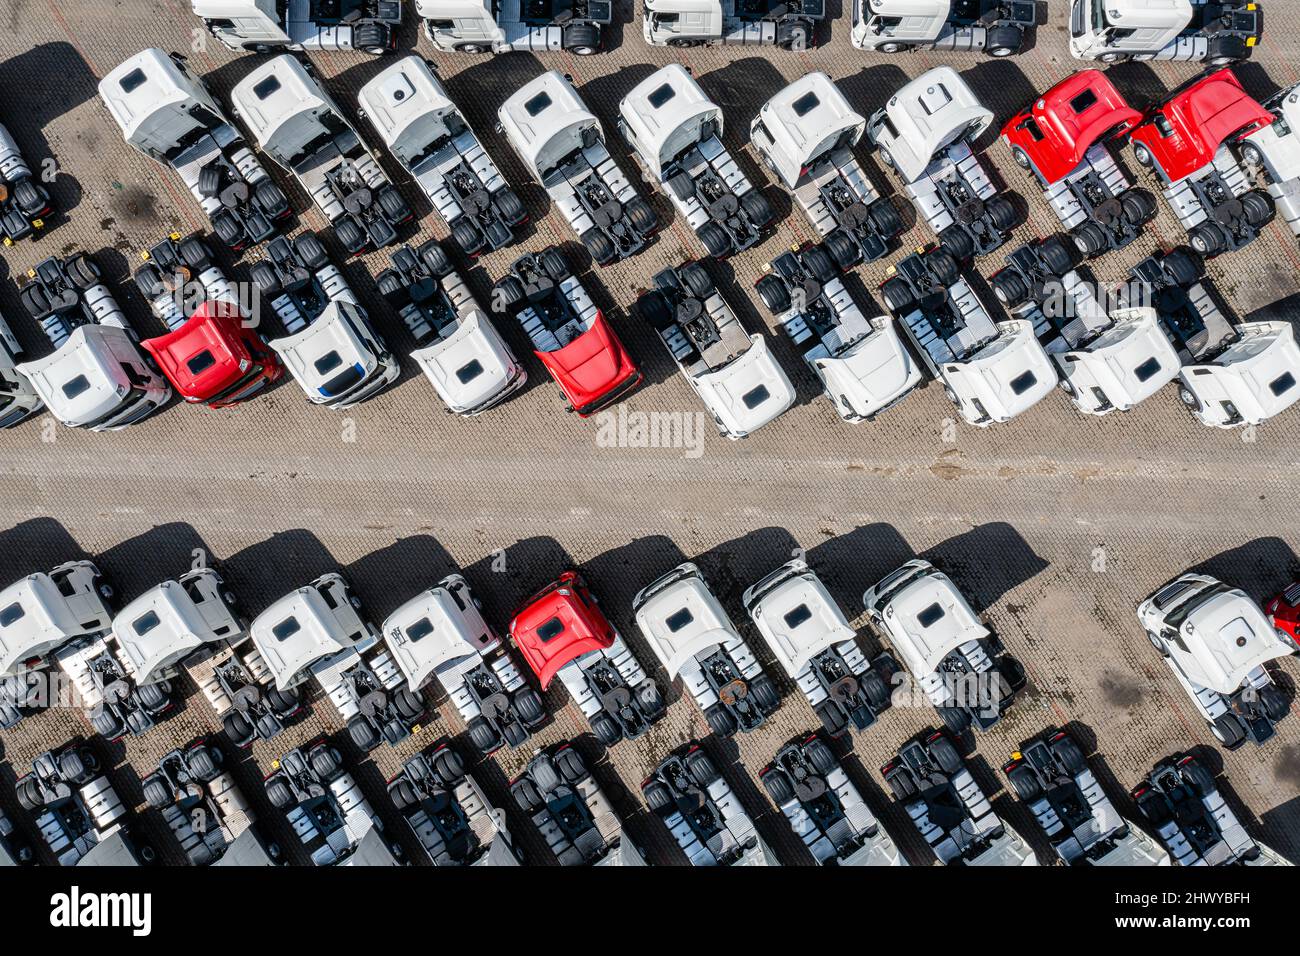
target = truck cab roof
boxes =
[1181,321,1300,425]
[509,571,615,689]
[0,569,106,675]
[1002,69,1142,185]
[142,300,262,402]
[413,310,518,414]
[743,559,856,678]
[269,300,383,405]
[18,325,160,429]
[633,563,741,679]
[357,56,458,168]
[1061,307,1180,410]
[871,560,989,674]
[381,575,499,691]
[875,66,993,183]
[499,72,600,182]
[111,575,239,685]
[99,49,221,157]
[692,334,795,438]
[230,55,338,165]
[1131,69,1273,183]
[756,73,864,188]
[620,65,722,182]
[250,578,369,691]
[945,319,1056,425]
[812,314,921,418]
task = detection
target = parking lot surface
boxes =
[0,1,1297,866]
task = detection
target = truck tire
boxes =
[494,187,527,226]
[352,21,389,55]
[20,282,51,319]
[1007,763,1042,801]
[493,275,525,311]
[255,179,290,218]
[1010,146,1031,170]
[643,780,673,814]
[1180,758,1217,798]
[928,734,962,775]
[309,745,340,780]
[755,275,791,314]
[375,270,405,299]
[295,233,329,270]
[143,777,172,810]
[880,277,914,314]
[419,241,454,279]
[637,290,674,330]
[804,737,838,777]
[451,217,485,256]
[776,21,809,50]
[513,686,545,726]
[697,221,730,258]
[454,42,489,53]
[1210,713,1247,748]
[1120,188,1158,225]
[222,710,255,748]
[1189,222,1228,257]
[12,179,49,217]
[212,208,245,249]
[266,777,294,809]
[1259,684,1289,722]
[511,777,543,813]
[1132,143,1153,167]
[938,703,971,736]
[1161,249,1202,287]
[334,216,369,255]
[376,185,413,225]
[1241,190,1274,227]
[187,744,220,782]
[582,228,616,265]
[679,261,713,299]
[66,253,100,290]
[823,229,860,271]
[986,25,1022,57]
[554,746,588,784]
[926,249,960,287]
[803,243,837,283]
[1206,34,1248,66]
[388,779,417,811]
[16,776,44,812]
[591,711,622,745]
[1070,221,1108,258]
[433,746,466,785]
[467,716,501,754]
[869,197,905,239]
[135,263,165,299]
[986,194,1019,232]
[178,236,211,270]
[885,766,917,800]
[250,262,281,297]
[703,702,737,737]
[1039,236,1076,277]
[1049,734,1087,775]
[627,197,657,235]
[562,22,599,55]
[761,768,795,805]
[740,189,774,227]
[938,225,975,262]
[685,749,718,788]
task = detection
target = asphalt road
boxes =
[0,1,1297,867]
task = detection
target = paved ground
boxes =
[0,2,1298,867]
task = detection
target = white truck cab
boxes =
[192,0,402,54]
[638,262,795,439]
[499,71,656,265]
[868,67,1018,261]
[1239,83,1300,239]
[633,561,780,736]
[271,300,399,409]
[382,575,545,755]
[851,0,1035,56]
[1053,308,1180,415]
[619,65,774,258]
[864,558,1025,734]
[642,0,824,49]
[416,0,611,55]
[743,558,899,737]
[1068,0,1261,63]
[377,242,525,415]
[99,49,291,252]
[251,573,427,751]
[751,74,903,268]
[1137,573,1295,749]
[359,57,527,257]
[1178,321,1300,428]
[230,55,412,255]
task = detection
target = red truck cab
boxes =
[1265,582,1300,647]
[143,299,283,408]
[539,313,642,417]
[509,571,616,689]
[1130,69,1273,184]
[1002,69,1142,185]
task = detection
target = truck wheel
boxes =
[222,710,255,748]
[212,209,245,250]
[985,25,1022,57]
[334,216,369,255]
[19,282,50,319]
[582,228,616,265]
[1188,222,1227,257]
[1240,141,1263,167]
[512,777,543,813]
[178,236,211,270]
[352,22,389,55]
[12,179,49,217]
[143,777,172,810]
[869,197,905,239]
[991,271,1028,307]
[703,703,737,738]
[885,766,917,801]
[590,711,622,745]
[803,243,837,283]
[1010,146,1031,170]
[250,262,281,297]
[880,277,914,314]
[1132,143,1153,167]
[926,249,960,287]
[761,768,795,805]
[740,189,774,228]
[1049,734,1087,775]
[1007,763,1042,801]
[563,23,599,55]
[1161,249,1202,287]
[1038,236,1076,277]
[493,187,527,227]
[1118,189,1157,226]
[938,225,974,262]
[16,776,45,812]
[1241,190,1274,227]
[627,197,657,236]
[678,261,714,299]
[376,185,413,225]
[685,749,718,788]
[348,716,381,752]
[432,746,466,786]
[419,241,454,279]
[823,229,860,271]
[755,275,791,314]
[295,233,329,270]
[1069,221,1108,258]
[66,253,101,290]
[1259,685,1289,722]
[134,263,165,299]
[255,180,290,218]
[467,716,502,754]
[878,42,908,53]
[938,704,971,736]
[1206,34,1247,66]
[388,779,417,811]
[697,221,730,259]
[1210,714,1247,749]
[986,194,1019,232]
[454,42,488,53]
[451,217,485,256]
[493,275,525,312]
[927,734,962,775]
[643,780,673,814]
[266,776,294,809]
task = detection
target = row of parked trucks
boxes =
[4,52,1295,437]
[183,0,1266,64]
[3,534,1296,859]
[4,718,1289,867]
